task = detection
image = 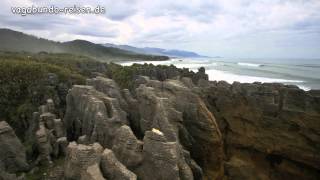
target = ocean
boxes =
[119,58,320,91]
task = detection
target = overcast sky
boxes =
[1,0,320,58]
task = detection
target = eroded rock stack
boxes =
[35,99,67,165]
[64,142,104,179]
[63,76,222,179]
[133,76,224,179]
[62,75,320,179]
[1,68,319,180]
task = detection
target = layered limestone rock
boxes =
[137,129,188,180]
[87,76,128,111]
[64,142,104,180]
[0,99,67,179]
[111,125,143,170]
[35,122,54,164]
[63,76,220,179]
[61,74,320,180]
[64,85,128,147]
[199,81,320,179]
[134,76,224,179]
[0,121,29,178]
[64,142,136,180]
[101,148,137,180]
[34,99,67,164]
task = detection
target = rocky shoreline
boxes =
[0,65,319,180]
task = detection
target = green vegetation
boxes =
[0,28,169,62]
[0,50,179,139]
[106,63,179,89]
[0,51,107,76]
[106,63,140,89]
[63,40,169,62]
[0,52,86,138]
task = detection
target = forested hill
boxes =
[0,28,169,62]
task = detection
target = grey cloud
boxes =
[132,27,192,44]
[75,28,118,38]
[102,0,138,21]
[291,16,320,31]
[1,0,320,58]
[0,14,75,30]
[142,1,221,23]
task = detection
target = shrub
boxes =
[0,59,85,138]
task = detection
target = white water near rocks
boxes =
[119,58,320,91]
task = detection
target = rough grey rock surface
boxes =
[53,118,65,138]
[133,76,224,179]
[137,130,182,180]
[35,122,53,164]
[100,148,137,180]
[111,125,143,169]
[34,99,67,164]
[64,85,128,148]
[63,76,222,180]
[42,74,320,180]
[81,163,106,180]
[87,76,128,111]
[0,121,29,174]
[64,142,104,180]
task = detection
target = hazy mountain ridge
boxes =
[0,28,169,62]
[103,43,208,58]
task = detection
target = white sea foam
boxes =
[119,59,310,91]
[237,62,262,67]
[297,85,311,91]
[206,69,309,90]
[206,69,303,83]
[174,63,211,70]
[121,59,212,71]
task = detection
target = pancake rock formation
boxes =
[63,76,223,180]
[1,70,319,180]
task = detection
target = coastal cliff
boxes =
[0,63,319,180]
